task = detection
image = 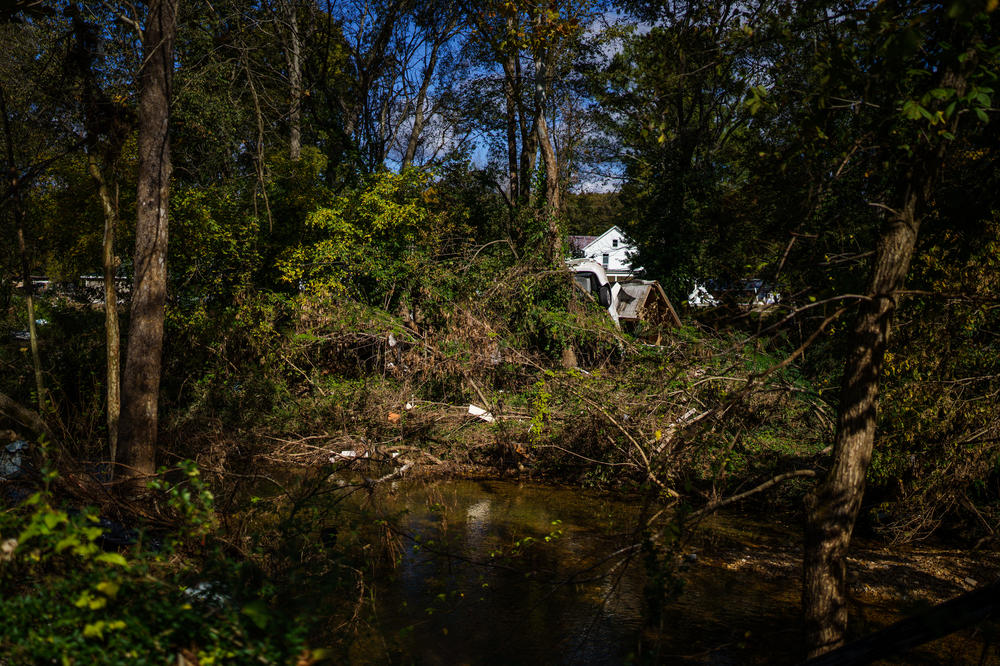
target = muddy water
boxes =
[337,479,994,665]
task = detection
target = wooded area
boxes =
[1,0,998,663]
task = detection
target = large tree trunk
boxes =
[86,153,120,474]
[118,0,177,481]
[283,0,301,161]
[532,44,561,265]
[803,168,936,654]
[802,42,971,652]
[515,54,537,205]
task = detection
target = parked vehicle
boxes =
[688,278,780,309]
[566,258,621,328]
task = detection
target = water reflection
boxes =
[357,480,646,665]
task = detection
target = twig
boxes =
[688,469,817,520]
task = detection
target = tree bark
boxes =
[802,43,971,654]
[515,53,537,205]
[532,42,561,264]
[402,23,451,170]
[283,0,302,161]
[1,86,45,410]
[803,172,933,655]
[118,0,177,481]
[16,226,45,409]
[86,153,121,475]
[0,390,52,441]
[502,55,519,205]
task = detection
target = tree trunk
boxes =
[284,0,302,161]
[118,0,177,481]
[532,45,561,265]
[402,19,452,170]
[803,188,923,656]
[802,41,971,652]
[503,58,519,205]
[1,86,45,411]
[86,153,120,475]
[0,390,52,441]
[16,226,45,409]
[516,55,537,205]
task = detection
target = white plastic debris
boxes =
[330,450,368,462]
[468,404,495,423]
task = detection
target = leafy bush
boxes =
[0,464,309,664]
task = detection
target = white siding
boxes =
[578,227,636,278]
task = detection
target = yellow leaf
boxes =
[83,622,105,639]
[96,581,120,598]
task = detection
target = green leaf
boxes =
[95,552,129,568]
[975,107,989,123]
[241,600,271,629]
[96,581,120,598]
[901,100,923,120]
[43,511,67,530]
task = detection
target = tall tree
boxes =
[768,1,1000,655]
[1,86,46,411]
[118,0,179,480]
[65,5,134,473]
[599,0,771,295]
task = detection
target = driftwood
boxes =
[802,578,1000,665]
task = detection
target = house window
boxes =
[602,253,609,267]
[612,239,619,248]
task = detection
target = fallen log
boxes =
[802,578,1000,665]
[0,390,52,440]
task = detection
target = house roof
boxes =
[568,226,628,255]
[568,235,598,253]
[616,280,681,327]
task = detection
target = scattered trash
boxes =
[183,581,230,607]
[467,404,495,423]
[1,538,17,562]
[388,412,401,423]
[0,440,29,479]
[965,577,978,587]
[405,401,414,411]
[330,450,369,462]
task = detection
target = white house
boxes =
[567,226,639,282]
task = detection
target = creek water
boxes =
[324,477,992,664]
[339,479,804,664]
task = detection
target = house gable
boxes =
[574,226,638,278]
